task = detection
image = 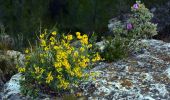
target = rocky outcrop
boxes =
[81,39,170,99]
[2,73,23,100]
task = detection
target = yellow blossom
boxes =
[40,34,45,39]
[77,35,82,39]
[52,31,57,35]
[67,35,73,41]
[50,37,55,41]
[44,46,49,51]
[25,55,31,60]
[73,51,79,57]
[54,62,62,68]
[46,72,53,83]
[76,32,81,36]
[50,41,55,45]
[34,66,44,75]
[79,62,87,68]
[62,59,71,70]
[18,67,25,73]
[25,49,29,54]
[80,47,85,52]
[59,80,69,89]
[54,46,59,50]
[41,40,46,47]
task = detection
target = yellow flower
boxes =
[40,34,45,39]
[18,67,25,73]
[67,35,73,41]
[92,53,101,62]
[35,67,40,73]
[50,41,55,45]
[73,51,79,57]
[25,49,29,54]
[79,62,87,68]
[59,80,69,89]
[76,32,81,36]
[25,55,31,60]
[77,35,82,39]
[84,58,90,63]
[54,46,59,50]
[73,67,82,78]
[57,75,62,79]
[82,34,88,38]
[44,46,49,51]
[52,31,57,35]
[54,62,62,68]
[50,37,55,41]
[62,59,70,70]
[34,66,44,74]
[80,35,88,44]
[41,40,46,47]
[80,47,85,52]
[46,72,53,83]
[76,32,83,39]
[96,52,101,61]
[88,44,92,48]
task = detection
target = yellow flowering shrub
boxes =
[19,30,101,96]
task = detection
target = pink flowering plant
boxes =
[101,1,157,62]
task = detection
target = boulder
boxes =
[2,73,23,100]
[0,52,16,90]
[0,50,24,92]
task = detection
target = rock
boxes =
[6,50,25,67]
[0,50,24,99]
[0,52,16,90]
[165,67,170,79]
[80,39,170,99]
[2,73,22,99]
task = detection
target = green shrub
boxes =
[18,30,101,97]
[101,1,157,62]
[101,35,129,62]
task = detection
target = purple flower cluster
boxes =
[133,3,139,9]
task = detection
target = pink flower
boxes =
[133,3,139,9]
[127,23,133,30]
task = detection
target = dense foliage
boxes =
[17,31,101,97]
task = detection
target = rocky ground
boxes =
[1,39,170,100]
[82,39,170,100]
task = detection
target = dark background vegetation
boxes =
[0,0,168,47]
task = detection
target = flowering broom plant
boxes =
[18,30,101,97]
